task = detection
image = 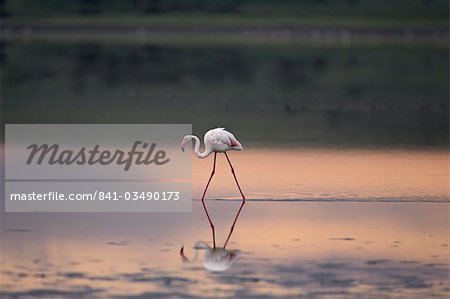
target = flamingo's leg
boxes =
[224,152,246,201]
[201,152,217,248]
[223,152,246,248]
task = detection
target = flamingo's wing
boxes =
[218,129,242,148]
[206,128,237,149]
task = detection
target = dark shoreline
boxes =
[2,23,448,46]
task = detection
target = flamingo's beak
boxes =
[181,147,185,153]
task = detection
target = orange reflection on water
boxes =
[1,201,448,297]
[192,148,448,201]
[1,148,449,297]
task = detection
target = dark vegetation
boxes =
[1,0,448,148]
[1,0,448,18]
[2,41,447,147]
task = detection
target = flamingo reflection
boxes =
[180,241,241,272]
[180,199,245,272]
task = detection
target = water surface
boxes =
[191,148,448,202]
[1,201,448,298]
[1,148,448,298]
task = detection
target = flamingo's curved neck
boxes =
[182,241,210,263]
[191,135,212,159]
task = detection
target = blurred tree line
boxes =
[1,0,448,18]
[2,42,447,146]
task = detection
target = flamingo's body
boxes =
[180,127,243,158]
[180,127,246,249]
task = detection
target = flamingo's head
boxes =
[180,135,191,153]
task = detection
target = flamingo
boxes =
[180,127,246,248]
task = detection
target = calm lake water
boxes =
[190,148,448,202]
[1,149,448,298]
[1,202,449,298]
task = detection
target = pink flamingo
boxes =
[180,127,246,248]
